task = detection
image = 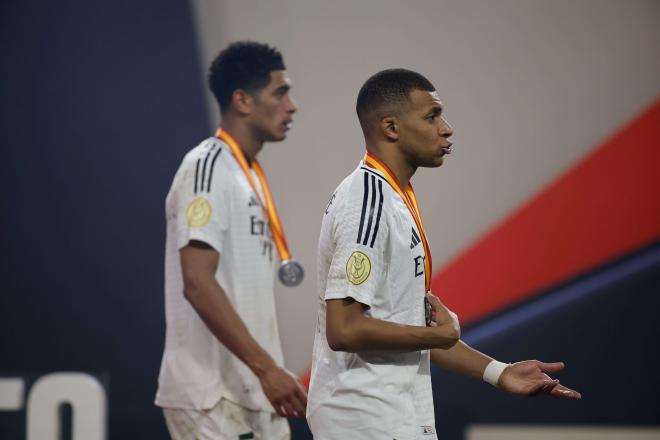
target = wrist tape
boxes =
[483,360,508,387]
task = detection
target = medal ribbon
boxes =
[216,129,291,261]
[363,152,433,292]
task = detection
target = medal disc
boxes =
[279,260,304,287]
[424,296,432,326]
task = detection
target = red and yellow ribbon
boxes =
[363,152,433,292]
[216,129,292,262]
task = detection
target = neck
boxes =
[367,141,416,188]
[219,117,263,164]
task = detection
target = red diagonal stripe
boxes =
[432,98,660,325]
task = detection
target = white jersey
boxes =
[307,162,437,440]
[155,137,284,412]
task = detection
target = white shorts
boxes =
[162,398,290,440]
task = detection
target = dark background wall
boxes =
[432,243,660,438]
[0,0,209,437]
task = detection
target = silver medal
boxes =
[424,296,432,326]
[278,259,304,287]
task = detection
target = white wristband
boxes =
[483,360,508,387]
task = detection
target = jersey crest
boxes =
[186,197,212,227]
[346,251,371,285]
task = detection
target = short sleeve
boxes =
[173,142,230,253]
[325,171,389,308]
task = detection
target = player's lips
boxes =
[440,142,453,156]
[281,120,293,131]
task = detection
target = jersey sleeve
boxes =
[173,141,230,253]
[325,171,389,308]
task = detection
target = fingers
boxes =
[278,395,306,418]
[290,394,307,417]
[531,378,559,396]
[276,382,307,418]
[534,380,582,400]
[425,293,441,309]
[275,399,303,418]
[279,402,300,418]
[539,361,565,373]
[291,385,308,417]
[549,383,582,400]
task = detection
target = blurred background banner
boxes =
[1,0,659,438]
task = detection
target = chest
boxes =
[230,171,274,261]
[386,197,428,317]
[390,197,427,273]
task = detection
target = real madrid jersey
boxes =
[307,161,437,440]
[155,137,285,412]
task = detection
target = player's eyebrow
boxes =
[427,105,443,116]
[274,84,290,95]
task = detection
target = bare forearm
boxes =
[185,281,276,375]
[329,313,458,352]
[179,243,308,417]
[430,340,492,380]
[327,298,459,352]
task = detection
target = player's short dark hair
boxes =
[356,68,435,133]
[208,41,286,113]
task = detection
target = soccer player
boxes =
[307,68,581,440]
[155,41,306,440]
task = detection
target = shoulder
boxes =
[342,165,392,217]
[177,138,223,173]
[330,165,391,248]
[172,137,234,195]
[196,137,235,181]
[334,166,389,204]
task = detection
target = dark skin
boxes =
[369,88,454,187]
[182,242,307,417]
[180,70,307,417]
[326,297,460,352]
[328,88,581,400]
[221,70,297,162]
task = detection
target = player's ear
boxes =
[381,116,399,141]
[231,89,253,115]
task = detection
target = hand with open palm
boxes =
[499,360,581,399]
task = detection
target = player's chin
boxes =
[266,131,287,142]
[424,154,444,168]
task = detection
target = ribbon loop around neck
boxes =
[363,152,432,292]
[216,129,292,261]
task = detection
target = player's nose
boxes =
[440,117,453,138]
[287,96,298,114]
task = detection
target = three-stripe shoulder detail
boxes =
[359,166,386,181]
[193,142,223,194]
[357,171,384,248]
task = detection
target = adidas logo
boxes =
[410,227,421,249]
[248,196,259,207]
